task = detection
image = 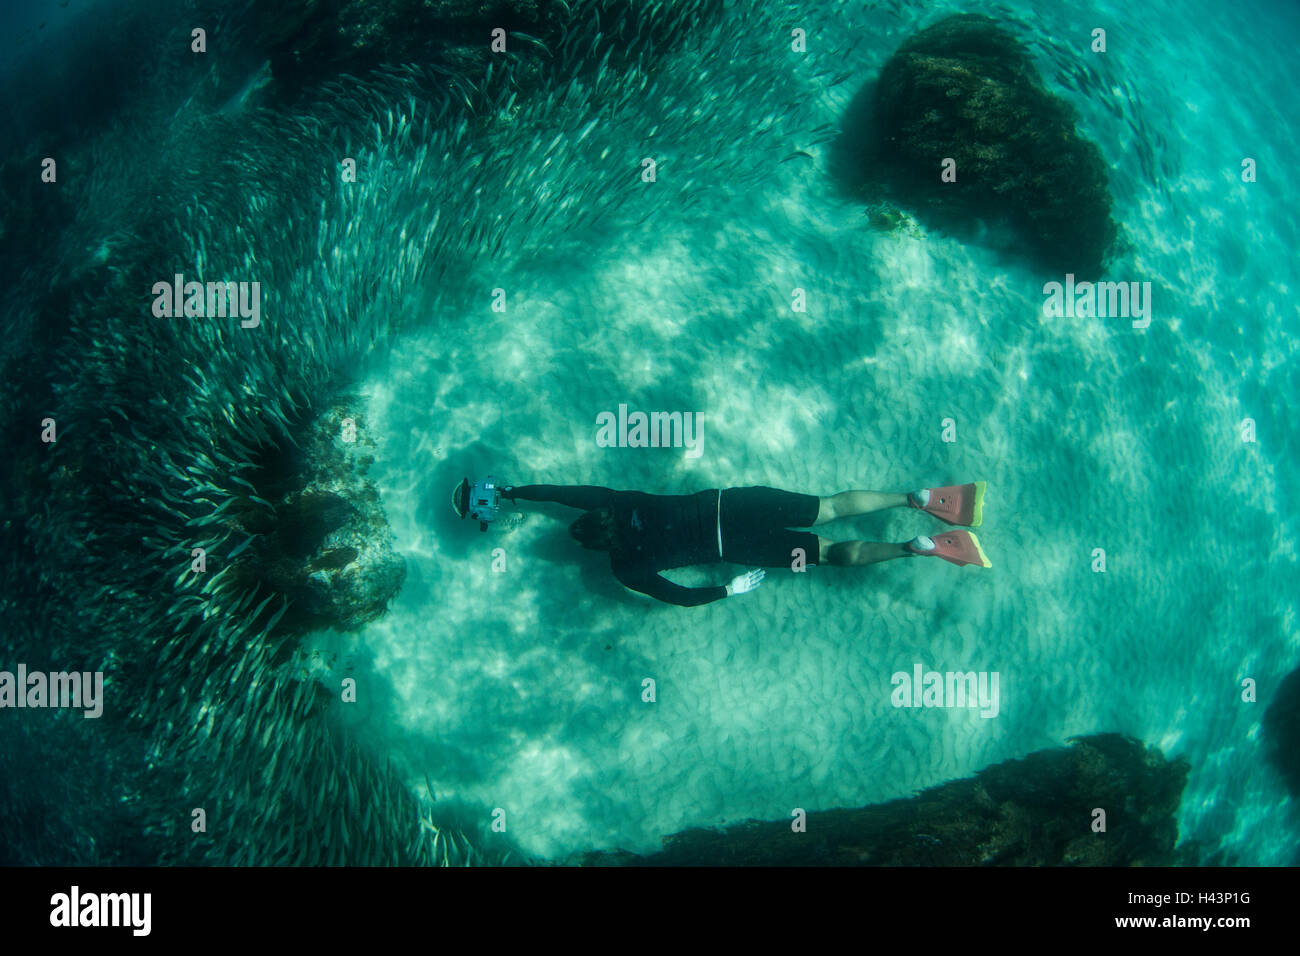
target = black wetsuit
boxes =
[505,484,821,607]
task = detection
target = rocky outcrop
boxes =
[866,14,1117,278]
[579,734,1188,866]
[233,397,405,637]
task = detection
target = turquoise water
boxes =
[3,0,1298,865]
[306,0,1300,861]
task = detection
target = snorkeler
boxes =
[453,477,989,608]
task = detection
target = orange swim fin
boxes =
[908,482,985,527]
[906,530,992,568]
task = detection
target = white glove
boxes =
[725,568,766,597]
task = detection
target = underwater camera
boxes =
[453,475,503,531]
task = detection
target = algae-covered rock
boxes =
[235,397,405,636]
[579,734,1188,866]
[867,14,1116,278]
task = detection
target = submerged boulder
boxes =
[580,734,1188,866]
[234,397,406,636]
[867,14,1116,278]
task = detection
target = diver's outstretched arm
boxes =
[504,484,616,511]
[614,567,764,607]
[614,568,728,607]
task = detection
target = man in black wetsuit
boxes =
[493,482,981,607]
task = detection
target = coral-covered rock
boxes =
[578,734,1188,866]
[236,397,405,634]
[867,14,1116,278]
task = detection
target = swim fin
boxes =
[907,531,992,568]
[909,481,985,527]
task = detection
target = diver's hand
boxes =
[725,568,766,597]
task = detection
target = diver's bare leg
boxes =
[814,491,908,525]
[818,536,915,566]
